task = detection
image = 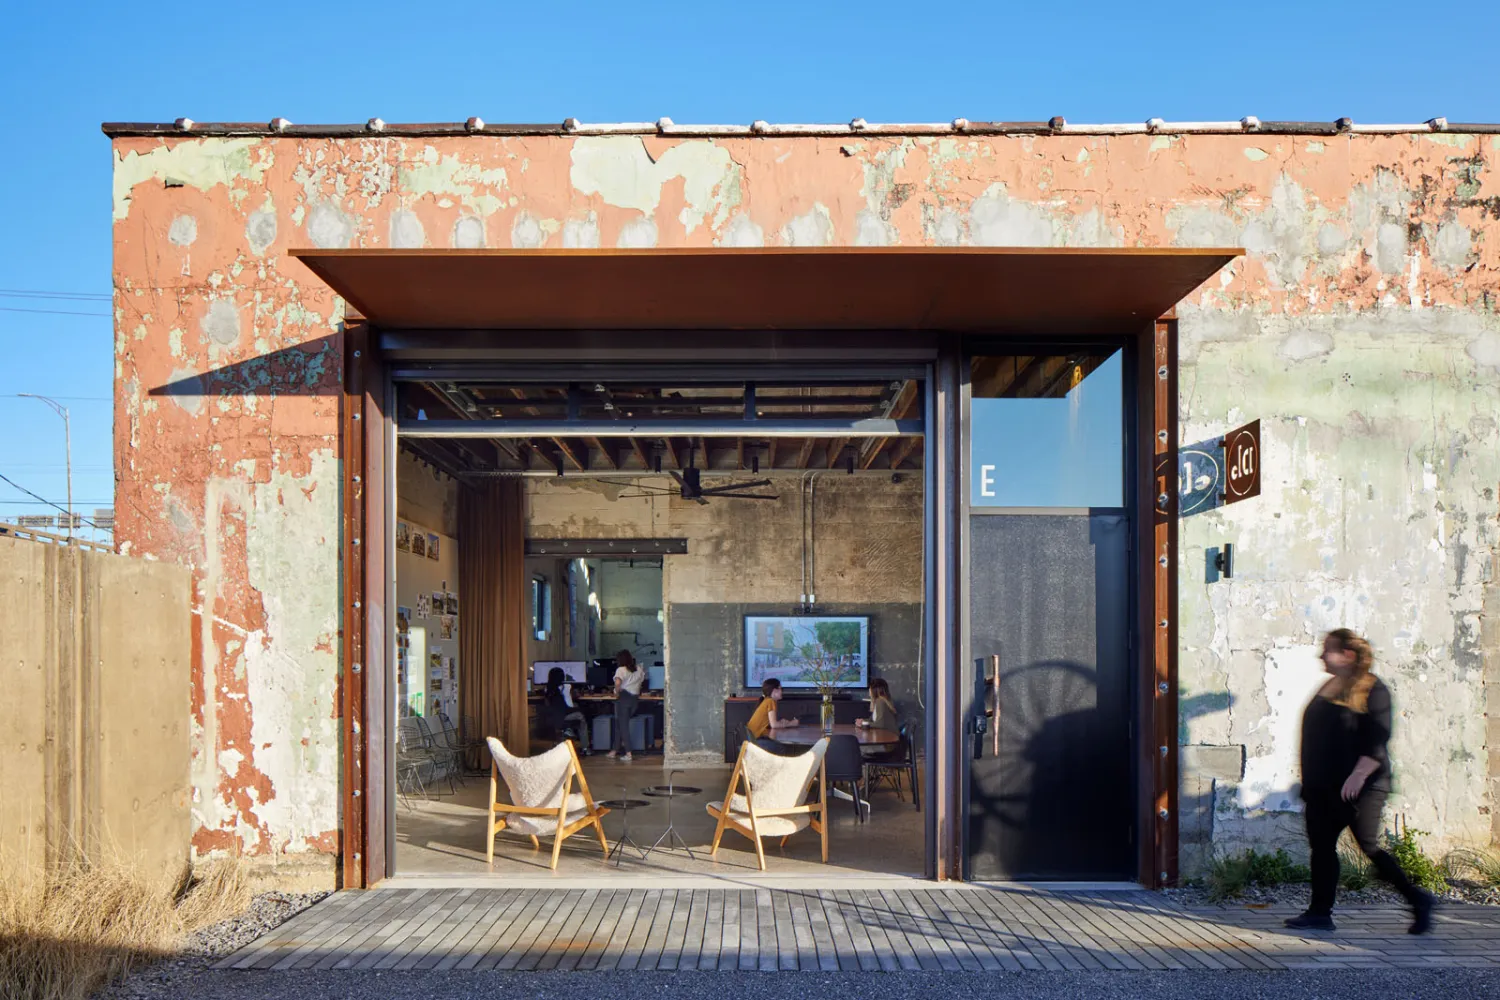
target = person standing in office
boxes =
[608,649,646,762]
[1286,628,1435,934]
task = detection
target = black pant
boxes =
[752,736,799,757]
[613,692,638,754]
[1304,783,1422,915]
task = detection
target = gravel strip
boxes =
[102,891,328,999]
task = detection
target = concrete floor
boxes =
[395,757,925,878]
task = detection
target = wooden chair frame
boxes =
[706,742,828,871]
[486,741,610,870]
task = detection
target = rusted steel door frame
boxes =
[1137,316,1179,888]
[340,319,391,888]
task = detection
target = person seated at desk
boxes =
[855,678,899,757]
[855,678,898,732]
[543,666,590,755]
[748,678,801,755]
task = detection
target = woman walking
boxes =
[608,650,645,762]
[1287,628,1435,934]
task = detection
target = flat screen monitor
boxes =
[743,615,870,690]
[586,664,615,689]
[532,660,587,685]
[646,665,666,691]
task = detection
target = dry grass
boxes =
[0,854,252,1000]
[1445,846,1500,887]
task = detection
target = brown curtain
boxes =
[458,480,529,757]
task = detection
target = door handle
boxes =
[987,654,1000,758]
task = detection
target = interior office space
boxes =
[391,376,929,876]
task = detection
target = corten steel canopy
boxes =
[290,247,1242,334]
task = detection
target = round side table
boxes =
[597,793,651,866]
[640,771,702,860]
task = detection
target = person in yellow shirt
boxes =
[747,678,799,753]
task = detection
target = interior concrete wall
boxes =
[598,559,665,667]
[0,535,191,879]
[525,475,924,762]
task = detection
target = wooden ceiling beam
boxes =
[588,436,619,470]
[552,437,589,472]
[859,380,920,469]
[825,437,850,469]
[795,438,816,470]
[890,434,921,469]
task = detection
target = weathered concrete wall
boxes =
[112,128,1499,861]
[525,476,924,761]
[0,535,191,878]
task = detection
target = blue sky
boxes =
[1,1,1495,532]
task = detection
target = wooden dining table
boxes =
[769,724,898,817]
[775,723,899,746]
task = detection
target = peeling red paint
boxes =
[112,130,1499,861]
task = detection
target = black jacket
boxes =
[1299,675,1392,796]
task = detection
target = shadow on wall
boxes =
[967,663,1241,879]
[146,336,341,399]
[967,661,1134,879]
[1178,691,1242,875]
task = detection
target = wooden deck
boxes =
[217,887,1500,973]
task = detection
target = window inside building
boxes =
[531,575,551,641]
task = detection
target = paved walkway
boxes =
[216,886,1500,973]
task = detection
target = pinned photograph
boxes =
[397,606,411,633]
[415,593,431,618]
[440,615,456,640]
[411,531,427,558]
[445,593,459,616]
[430,651,443,671]
[426,533,440,560]
[396,522,411,552]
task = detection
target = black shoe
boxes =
[1284,911,1336,932]
[1408,890,1436,935]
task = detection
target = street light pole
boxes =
[18,394,72,541]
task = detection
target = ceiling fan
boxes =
[618,468,780,504]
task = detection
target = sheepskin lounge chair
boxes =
[706,738,829,870]
[485,737,609,869]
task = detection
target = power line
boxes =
[0,289,112,301]
[0,395,113,402]
[0,306,112,318]
[0,499,115,505]
[0,473,98,529]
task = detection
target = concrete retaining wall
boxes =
[0,535,191,878]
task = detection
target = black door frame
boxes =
[957,334,1148,882]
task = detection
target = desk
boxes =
[775,724,899,746]
[527,693,665,752]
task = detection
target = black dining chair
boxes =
[863,722,919,811]
[824,734,867,822]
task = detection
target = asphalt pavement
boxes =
[106,967,1500,999]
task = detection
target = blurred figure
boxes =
[1286,629,1435,934]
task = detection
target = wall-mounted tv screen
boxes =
[744,616,870,690]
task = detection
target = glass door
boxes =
[963,348,1136,880]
